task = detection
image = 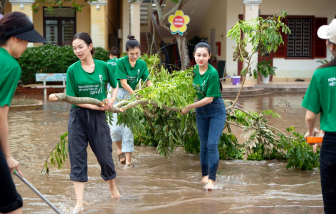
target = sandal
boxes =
[126,163,134,168]
[118,153,126,164]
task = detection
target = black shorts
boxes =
[68,107,117,182]
[0,149,23,213]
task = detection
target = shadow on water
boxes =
[8,93,323,214]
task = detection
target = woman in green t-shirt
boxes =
[106,47,120,96]
[112,35,152,167]
[0,12,47,214]
[181,40,225,190]
[65,32,120,211]
[302,19,336,213]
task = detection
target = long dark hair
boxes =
[110,47,120,58]
[0,12,31,46]
[125,35,140,51]
[318,40,336,69]
[72,32,94,55]
[194,40,223,92]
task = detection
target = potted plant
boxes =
[253,60,277,84]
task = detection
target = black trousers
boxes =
[320,132,336,214]
[68,107,117,182]
[0,149,23,213]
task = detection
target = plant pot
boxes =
[262,75,270,84]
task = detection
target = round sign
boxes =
[173,16,185,28]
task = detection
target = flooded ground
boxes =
[8,93,323,214]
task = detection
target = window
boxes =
[43,8,76,46]
[287,18,312,58]
[274,16,327,59]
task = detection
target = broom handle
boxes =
[14,170,63,214]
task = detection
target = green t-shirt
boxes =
[192,64,221,100]
[106,57,118,91]
[106,57,118,77]
[0,47,21,107]
[302,66,336,132]
[115,55,150,90]
[66,59,118,108]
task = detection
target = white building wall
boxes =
[260,0,335,79]
[224,0,336,79]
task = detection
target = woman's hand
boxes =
[104,98,115,111]
[304,128,321,153]
[304,128,320,141]
[6,156,23,177]
[181,106,191,114]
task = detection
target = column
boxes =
[122,0,130,53]
[243,0,262,84]
[130,1,141,42]
[9,0,35,47]
[89,1,108,49]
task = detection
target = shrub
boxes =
[17,44,110,84]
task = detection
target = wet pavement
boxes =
[8,93,323,214]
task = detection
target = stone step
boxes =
[221,84,255,92]
[221,88,265,96]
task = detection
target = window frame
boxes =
[273,15,327,60]
[285,15,314,59]
[43,7,77,46]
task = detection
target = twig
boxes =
[226,120,245,129]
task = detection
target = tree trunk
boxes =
[175,34,190,70]
[0,0,8,15]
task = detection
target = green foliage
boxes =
[278,127,320,170]
[253,60,277,78]
[17,44,110,84]
[227,11,290,76]
[42,132,68,174]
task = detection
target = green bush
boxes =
[17,44,110,84]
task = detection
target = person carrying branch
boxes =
[111,35,152,167]
[181,40,225,190]
[0,12,47,214]
[65,32,120,212]
[302,19,336,213]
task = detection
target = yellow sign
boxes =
[168,10,190,36]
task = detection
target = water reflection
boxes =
[8,93,323,213]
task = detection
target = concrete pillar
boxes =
[130,1,141,42]
[89,1,108,49]
[243,0,262,84]
[9,0,35,47]
[122,0,130,53]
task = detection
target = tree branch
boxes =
[160,0,184,23]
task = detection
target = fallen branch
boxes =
[49,93,181,113]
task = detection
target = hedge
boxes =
[17,44,110,84]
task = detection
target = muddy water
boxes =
[8,93,323,214]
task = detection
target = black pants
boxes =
[320,132,336,214]
[68,107,117,182]
[0,149,23,213]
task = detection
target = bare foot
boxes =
[73,203,84,214]
[201,175,209,184]
[204,179,215,190]
[110,186,121,199]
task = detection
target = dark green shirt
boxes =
[107,57,118,78]
[302,66,336,132]
[66,59,118,108]
[0,47,21,107]
[192,64,221,100]
[116,55,150,90]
